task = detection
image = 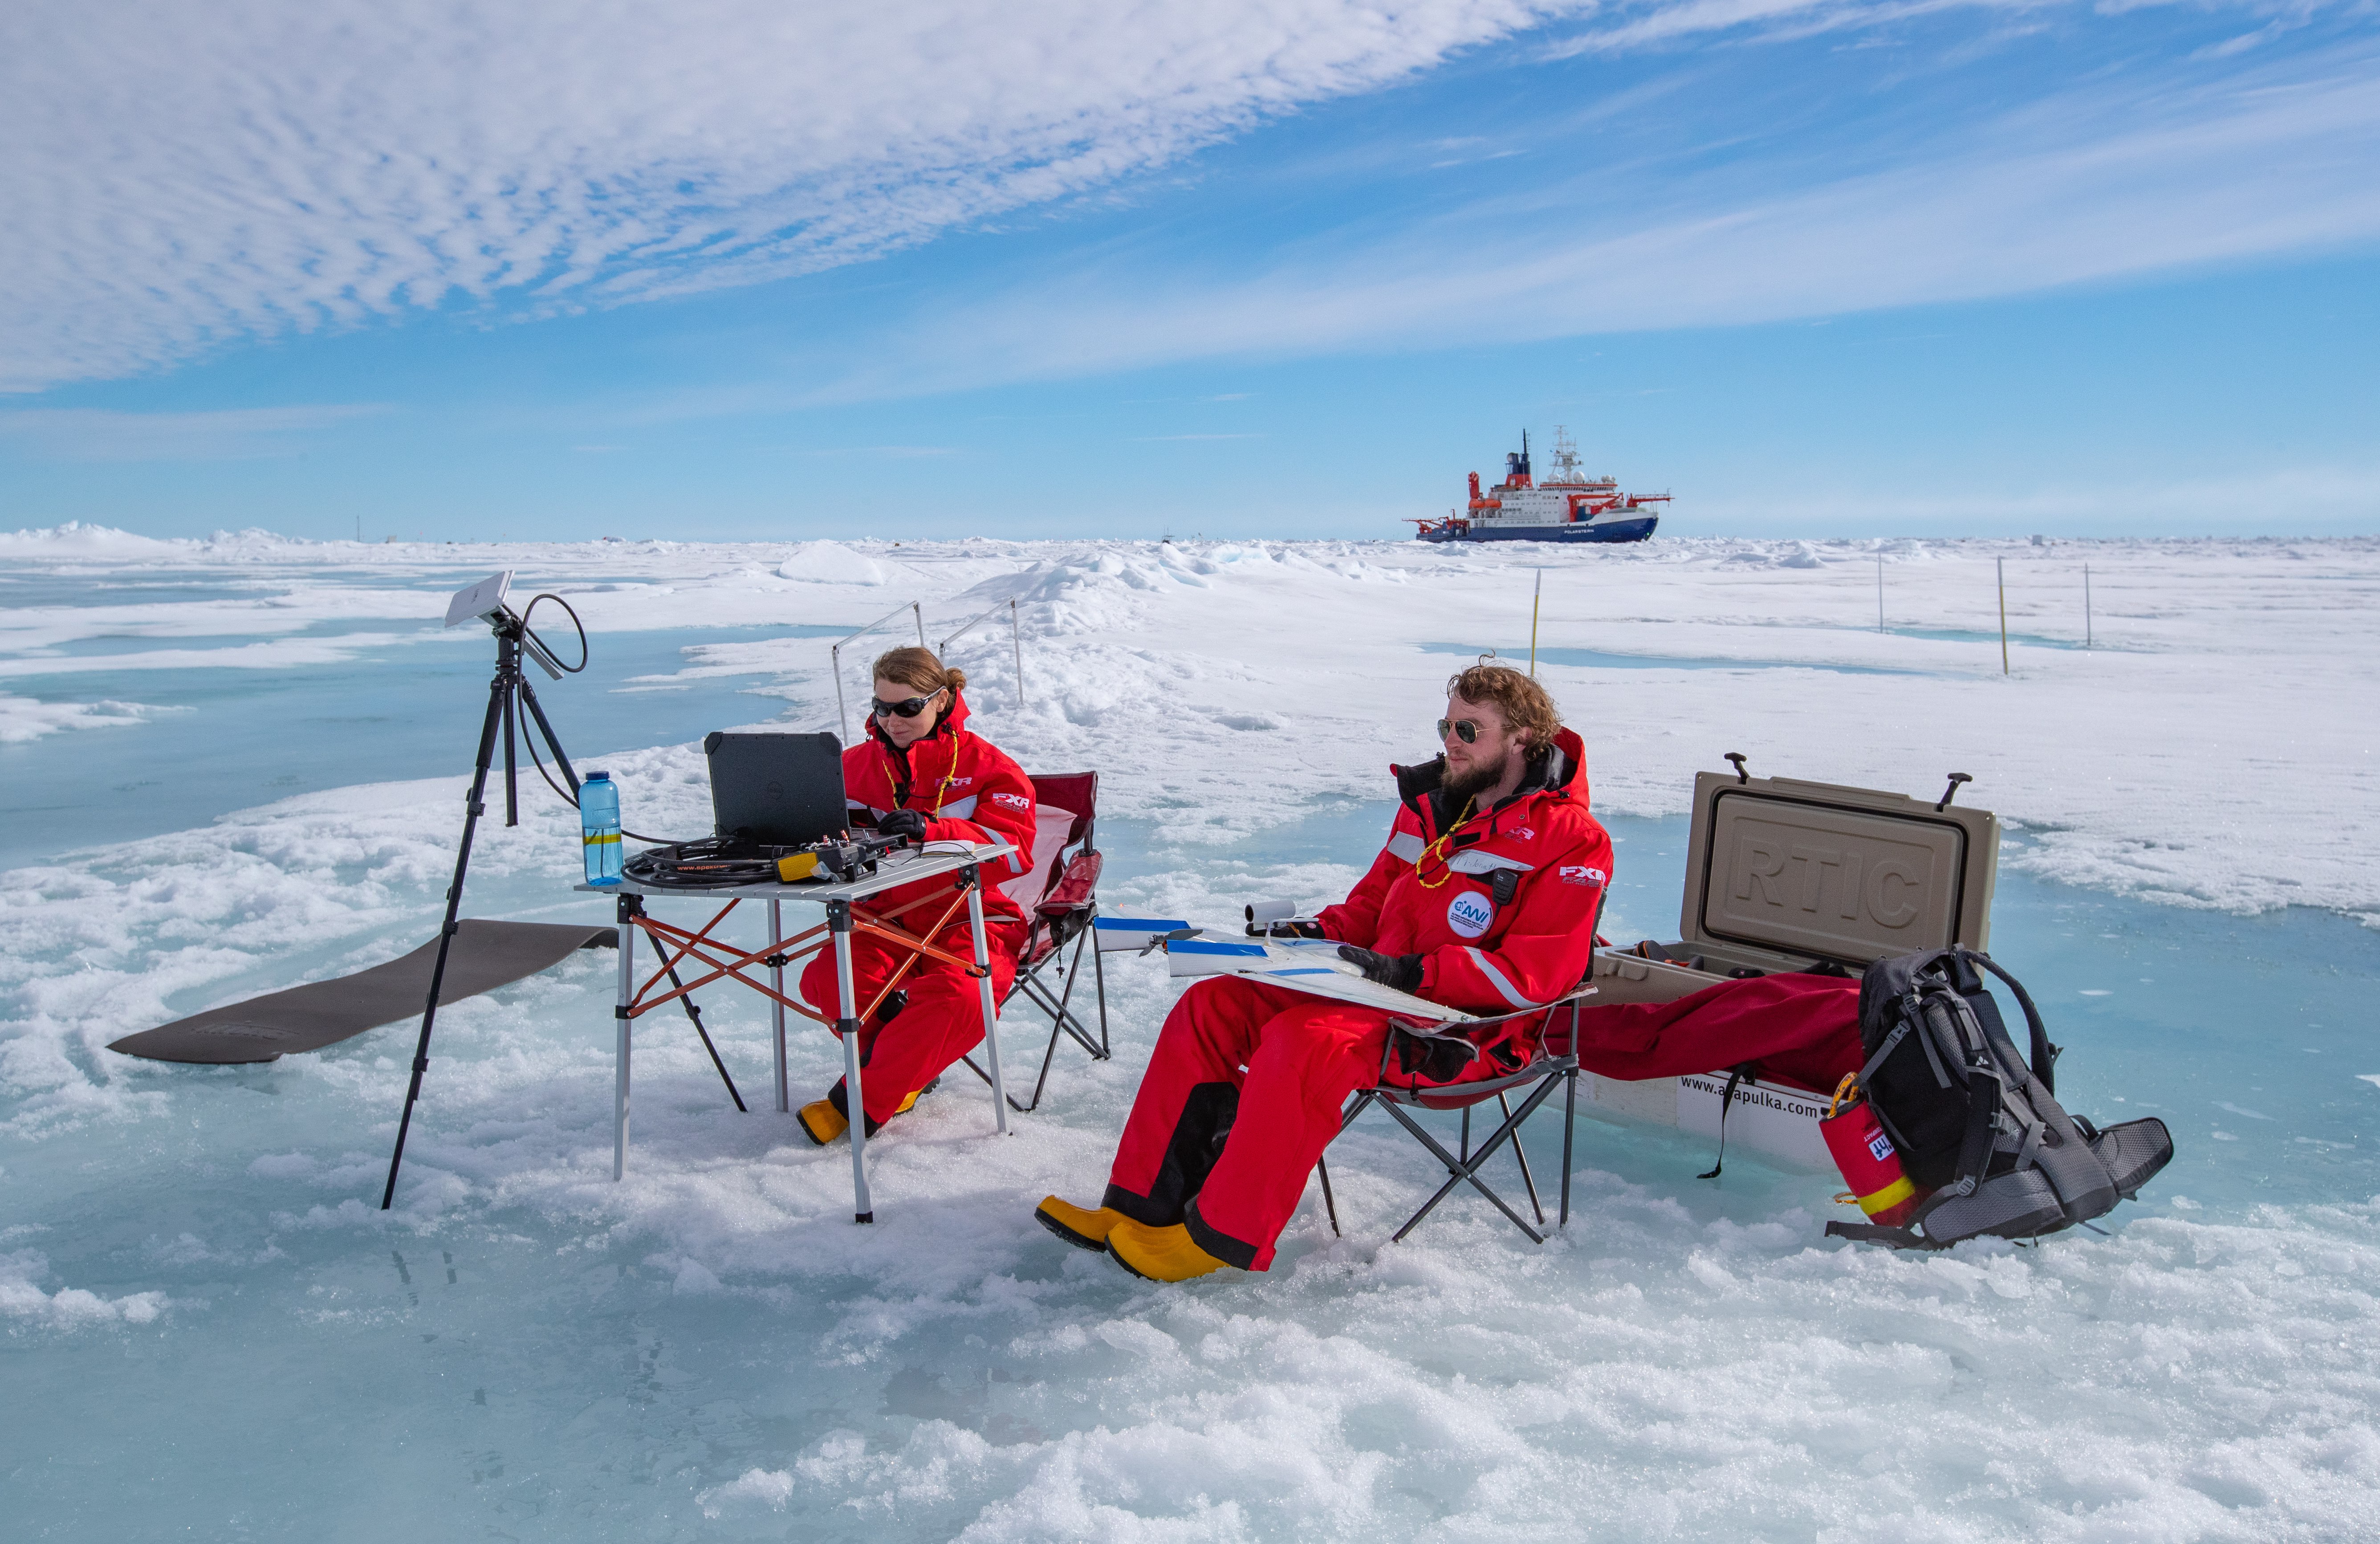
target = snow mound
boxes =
[777,541,891,586]
[0,695,175,744]
[0,521,191,557]
[0,1250,169,1328]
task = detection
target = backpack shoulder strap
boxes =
[1963,949,2057,1097]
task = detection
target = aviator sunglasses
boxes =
[1436,717,1487,744]
[872,689,944,719]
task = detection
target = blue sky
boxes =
[2,0,2375,541]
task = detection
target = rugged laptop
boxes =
[702,731,847,849]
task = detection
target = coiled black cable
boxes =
[622,839,786,888]
[518,591,589,674]
[511,591,683,845]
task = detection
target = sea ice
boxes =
[2,526,2376,1540]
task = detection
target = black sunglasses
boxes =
[1437,717,1485,744]
[872,691,943,720]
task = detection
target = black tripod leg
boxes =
[500,674,518,826]
[382,663,509,1210]
[665,961,745,1111]
[517,678,582,790]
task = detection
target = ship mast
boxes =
[1548,425,1583,484]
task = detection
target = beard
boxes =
[1440,752,1509,807]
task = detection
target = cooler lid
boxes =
[1678,767,1998,967]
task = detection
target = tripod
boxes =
[378,610,744,1210]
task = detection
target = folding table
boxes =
[580,839,1016,1222]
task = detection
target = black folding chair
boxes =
[1315,989,1594,1245]
[1315,900,1605,1245]
[960,771,1110,1112]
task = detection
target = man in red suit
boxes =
[1038,664,1611,1279]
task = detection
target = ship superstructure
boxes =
[1413,427,1667,543]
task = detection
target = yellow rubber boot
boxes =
[1106,1218,1231,1282]
[797,1099,849,1146]
[1035,1196,1123,1253]
[801,1082,929,1146]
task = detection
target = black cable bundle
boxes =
[622,838,788,889]
[622,832,910,889]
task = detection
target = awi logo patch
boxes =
[1445,891,1496,939]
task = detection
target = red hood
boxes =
[1393,723,1591,830]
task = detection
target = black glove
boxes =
[875,809,929,841]
[1393,1027,1477,1082]
[1337,945,1424,994]
[1248,919,1327,939]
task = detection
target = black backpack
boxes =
[1827,946,2173,1250]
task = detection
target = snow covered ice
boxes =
[3,526,2377,1540]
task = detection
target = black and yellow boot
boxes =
[796,1097,849,1146]
[799,1077,934,1145]
[1106,1217,1231,1282]
[1035,1196,1123,1253]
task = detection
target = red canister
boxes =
[1822,1076,1926,1226]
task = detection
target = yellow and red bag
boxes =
[1822,1075,1927,1227]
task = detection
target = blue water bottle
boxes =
[581,771,623,886]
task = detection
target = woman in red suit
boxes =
[796,647,1039,1145]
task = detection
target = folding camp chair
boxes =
[1316,902,1605,1246]
[1314,990,1594,1245]
[959,771,1110,1111]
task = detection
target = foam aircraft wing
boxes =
[1090,918,1481,1024]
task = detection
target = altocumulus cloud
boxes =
[0,0,1589,391]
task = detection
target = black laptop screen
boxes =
[702,731,846,848]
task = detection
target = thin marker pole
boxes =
[1997,557,2010,675]
[1009,598,1025,709]
[1529,568,1543,677]
[1876,556,1885,633]
[2084,562,2093,649]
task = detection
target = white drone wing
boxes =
[1161,936,1481,1024]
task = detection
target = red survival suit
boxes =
[797,691,1037,1128]
[1102,728,1612,1269]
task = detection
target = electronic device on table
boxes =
[622,730,903,888]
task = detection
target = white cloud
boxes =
[1541,0,2327,54]
[0,404,390,459]
[822,44,2380,395]
[0,0,1581,391]
[1700,464,2380,533]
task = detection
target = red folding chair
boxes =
[960,771,1109,1112]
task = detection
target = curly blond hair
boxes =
[1444,663,1561,747]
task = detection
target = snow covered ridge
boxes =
[3,529,2376,920]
